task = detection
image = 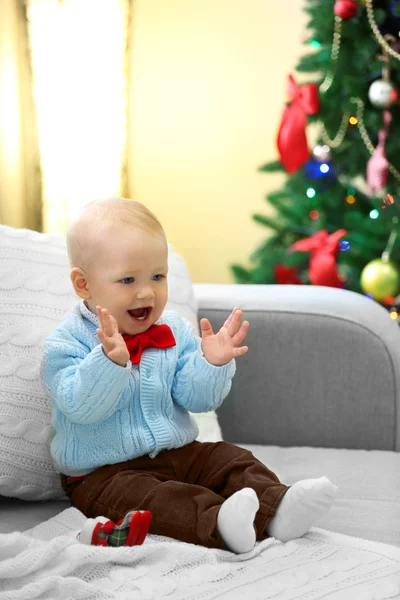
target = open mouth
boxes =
[127,307,152,323]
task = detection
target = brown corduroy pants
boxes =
[61,440,289,550]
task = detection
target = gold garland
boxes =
[319,16,342,94]
[320,113,349,148]
[365,0,400,62]
[321,98,400,183]
[318,0,400,183]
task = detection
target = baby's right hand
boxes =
[96,306,130,367]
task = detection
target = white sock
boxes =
[217,488,259,554]
[267,476,338,543]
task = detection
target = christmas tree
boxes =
[232,0,400,308]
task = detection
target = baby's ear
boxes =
[70,267,90,299]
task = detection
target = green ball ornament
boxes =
[360,258,400,301]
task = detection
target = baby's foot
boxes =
[266,476,338,543]
[77,510,152,546]
[217,488,259,554]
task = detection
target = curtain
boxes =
[26,0,131,234]
[0,0,42,231]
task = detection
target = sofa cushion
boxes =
[243,444,400,548]
[0,224,221,501]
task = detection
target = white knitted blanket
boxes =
[0,508,399,600]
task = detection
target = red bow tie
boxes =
[121,324,176,365]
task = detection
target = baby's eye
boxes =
[120,277,135,284]
[152,274,164,281]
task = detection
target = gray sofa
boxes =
[1,283,399,549]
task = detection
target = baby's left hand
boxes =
[200,307,249,367]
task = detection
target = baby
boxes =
[40,197,338,553]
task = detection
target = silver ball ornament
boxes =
[312,144,332,162]
[368,79,398,109]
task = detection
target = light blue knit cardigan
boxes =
[40,300,236,476]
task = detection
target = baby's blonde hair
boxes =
[66,197,165,273]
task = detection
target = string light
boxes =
[346,195,356,204]
[390,309,398,320]
[349,116,358,125]
[320,163,330,173]
[369,209,379,219]
[339,240,350,251]
[306,187,316,198]
[309,210,319,220]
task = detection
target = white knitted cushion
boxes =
[0,224,222,501]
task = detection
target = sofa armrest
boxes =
[193,283,400,451]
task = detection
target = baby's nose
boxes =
[136,286,155,299]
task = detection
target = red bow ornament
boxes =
[274,265,302,285]
[277,75,320,173]
[289,229,347,288]
[122,324,176,364]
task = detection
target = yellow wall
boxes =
[128,0,309,283]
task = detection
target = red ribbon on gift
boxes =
[277,75,320,173]
[289,229,347,288]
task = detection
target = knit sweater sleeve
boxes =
[171,316,236,413]
[40,327,133,425]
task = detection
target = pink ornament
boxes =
[367,111,392,195]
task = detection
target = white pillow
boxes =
[0,224,221,500]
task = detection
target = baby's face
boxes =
[84,227,169,335]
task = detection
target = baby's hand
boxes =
[96,306,130,367]
[200,307,249,367]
